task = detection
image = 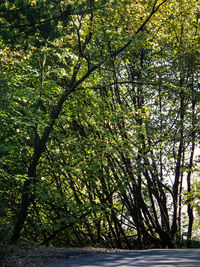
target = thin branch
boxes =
[112,0,168,57]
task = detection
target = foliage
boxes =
[0,0,200,249]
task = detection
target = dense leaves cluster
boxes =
[0,0,73,45]
[0,0,200,249]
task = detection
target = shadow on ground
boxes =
[45,249,200,267]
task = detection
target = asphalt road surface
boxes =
[45,249,200,267]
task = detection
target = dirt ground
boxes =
[0,246,112,267]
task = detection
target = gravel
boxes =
[0,246,112,267]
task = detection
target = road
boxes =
[45,249,200,267]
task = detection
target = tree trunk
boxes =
[187,101,196,247]
[11,90,73,242]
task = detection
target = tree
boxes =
[0,0,168,243]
